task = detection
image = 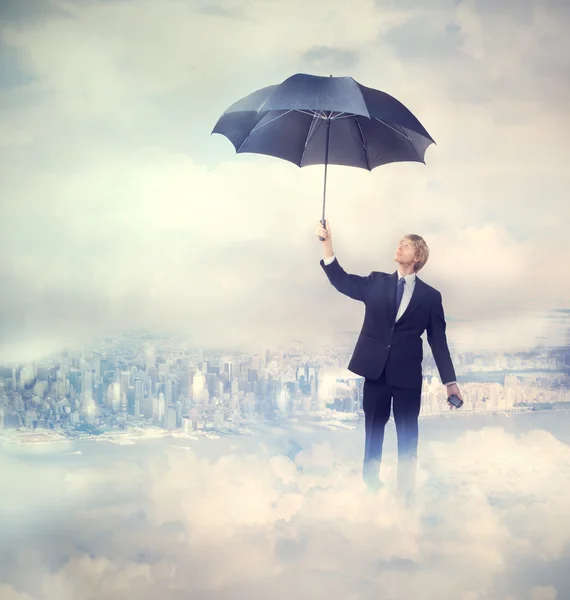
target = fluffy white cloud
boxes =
[0,424,569,599]
[0,0,569,362]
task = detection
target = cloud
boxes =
[531,587,558,600]
[0,0,569,362]
[1,425,569,598]
[301,46,360,69]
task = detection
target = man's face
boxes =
[394,238,418,267]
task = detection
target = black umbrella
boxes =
[212,73,435,239]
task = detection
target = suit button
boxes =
[387,344,391,349]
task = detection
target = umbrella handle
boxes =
[318,218,326,242]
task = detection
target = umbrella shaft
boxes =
[322,117,331,222]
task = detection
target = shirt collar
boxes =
[397,270,416,285]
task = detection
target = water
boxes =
[4,409,569,468]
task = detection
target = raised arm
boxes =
[316,219,374,302]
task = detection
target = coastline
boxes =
[2,406,569,449]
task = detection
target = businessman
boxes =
[316,220,462,498]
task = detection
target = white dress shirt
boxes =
[395,269,416,322]
[323,254,456,385]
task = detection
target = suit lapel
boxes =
[386,271,398,321]
[398,276,428,323]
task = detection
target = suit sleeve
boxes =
[319,256,374,303]
[426,291,457,385]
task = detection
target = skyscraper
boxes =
[81,368,93,406]
[192,370,207,405]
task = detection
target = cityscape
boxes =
[1,331,568,449]
[1,1,569,599]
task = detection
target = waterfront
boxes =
[2,409,569,468]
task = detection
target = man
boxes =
[316,219,462,498]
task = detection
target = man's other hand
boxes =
[446,383,462,410]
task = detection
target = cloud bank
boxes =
[1,425,570,599]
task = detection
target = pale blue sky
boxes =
[0,0,569,361]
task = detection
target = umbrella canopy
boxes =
[212,73,435,170]
[212,73,435,237]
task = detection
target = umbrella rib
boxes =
[251,109,294,132]
[374,118,410,138]
[299,112,322,167]
[297,109,319,118]
[374,118,422,160]
[354,117,371,171]
[402,127,422,160]
[295,109,353,120]
[330,112,357,120]
[256,90,277,114]
[237,110,294,152]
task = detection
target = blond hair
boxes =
[404,234,429,272]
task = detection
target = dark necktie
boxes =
[395,277,406,315]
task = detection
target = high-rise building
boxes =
[165,406,177,431]
[120,371,131,396]
[92,358,101,380]
[175,401,183,427]
[244,392,256,414]
[107,382,121,411]
[20,366,33,389]
[135,379,144,402]
[158,363,169,376]
[81,368,93,405]
[24,410,38,429]
[223,361,233,380]
[145,346,156,371]
[156,392,166,425]
[206,373,218,398]
[186,367,194,401]
[193,370,207,405]
[165,380,173,404]
[142,395,154,419]
[277,389,290,414]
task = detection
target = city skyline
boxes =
[1,331,568,445]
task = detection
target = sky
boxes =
[1,422,570,599]
[1,0,570,362]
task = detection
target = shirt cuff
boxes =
[444,381,457,386]
[323,254,336,265]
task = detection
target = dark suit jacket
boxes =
[320,256,456,389]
